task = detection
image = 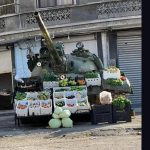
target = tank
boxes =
[26,11,132,100]
[27,12,103,77]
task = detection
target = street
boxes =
[0,110,141,150]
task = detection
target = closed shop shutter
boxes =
[117,30,141,109]
[0,48,12,74]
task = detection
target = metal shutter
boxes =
[117,31,141,109]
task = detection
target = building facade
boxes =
[0,0,141,111]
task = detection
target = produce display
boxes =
[112,95,131,110]
[53,86,90,113]
[68,80,77,86]
[15,91,52,116]
[103,66,121,80]
[37,91,50,100]
[105,66,119,73]
[59,78,68,87]
[84,71,99,78]
[55,101,65,107]
[48,107,73,128]
[15,92,27,100]
[48,118,61,128]
[106,78,123,86]
[70,86,86,91]
[62,118,73,128]
[78,100,87,106]
[42,72,58,81]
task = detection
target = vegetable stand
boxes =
[14,86,91,126]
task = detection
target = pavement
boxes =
[0,109,141,138]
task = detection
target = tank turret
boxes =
[27,12,66,75]
[34,11,63,65]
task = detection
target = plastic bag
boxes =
[99,91,112,104]
[62,118,73,128]
[48,118,61,128]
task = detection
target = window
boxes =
[0,0,14,6]
[37,0,76,8]
[0,0,15,16]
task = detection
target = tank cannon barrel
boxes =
[34,11,62,65]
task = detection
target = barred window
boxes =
[0,0,16,16]
[37,0,76,8]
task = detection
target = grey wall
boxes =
[19,0,36,13]
[71,4,97,22]
[96,32,103,63]
[108,31,117,66]
[77,0,103,5]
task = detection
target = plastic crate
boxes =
[90,104,112,124]
[112,104,131,123]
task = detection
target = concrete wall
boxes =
[19,0,36,13]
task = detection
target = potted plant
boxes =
[112,95,132,123]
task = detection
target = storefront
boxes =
[117,30,142,110]
[0,46,13,109]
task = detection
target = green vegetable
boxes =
[48,119,61,128]
[106,78,123,86]
[105,66,119,73]
[54,107,63,115]
[68,80,77,86]
[42,72,58,81]
[112,95,131,110]
[55,101,65,107]
[84,71,99,78]
[15,92,27,100]
[70,86,86,91]
[37,91,49,100]
[59,79,68,87]
[62,118,73,128]
[52,113,60,119]
[78,101,87,106]
[59,110,71,118]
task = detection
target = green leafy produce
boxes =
[59,110,71,118]
[48,119,61,128]
[54,107,63,115]
[52,113,60,119]
[42,72,58,81]
[78,100,87,106]
[55,88,69,92]
[37,92,49,100]
[15,92,27,100]
[70,86,86,91]
[59,79,68,87]
[112,95,131,110]
[84,71,99,78]
[106,78,123,86]
[105,66,119,73]
[68,80,77,86]
[62,118,73,128]
[55,101,65,107]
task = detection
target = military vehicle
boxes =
[26,11,132,103]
